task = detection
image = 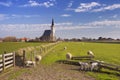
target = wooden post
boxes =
[3,51,6,71]
[33,51,35,61]
[23,50,26,67]
[31,51,32,61]
[44,47,46,53]
[13,52,16,67]
[40,48,42,54]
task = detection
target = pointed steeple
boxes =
[52,18,54,26]
[51,18,55,41]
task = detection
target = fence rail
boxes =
[0,52,15,72]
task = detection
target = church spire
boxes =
[51,18,55,41]
[52,18,54,26]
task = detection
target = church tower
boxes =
[51,18,55,41]
[40,19,56,42]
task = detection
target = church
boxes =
[40,19,56,41]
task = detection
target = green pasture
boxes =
[0,42,45,54]
[0,42,120,80]
[41,42,120,80]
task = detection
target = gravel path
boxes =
[14,63,95,80]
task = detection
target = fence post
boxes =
[2,51,6,71]
[31,51,33,61]
[40,48,42,54]
[23,50,26,67]
[13,52,16,67]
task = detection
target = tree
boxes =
[98,37,103,40]
[3,36,17,42]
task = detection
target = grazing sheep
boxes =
[35,55,42,64]
[66,53,72,60]
[25,61,36,67]
[64,46,67,50]
[79,62,89,71]
[100,61,104,63]
[87,50,94,56]
[90,62,99,71]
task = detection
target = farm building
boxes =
[20,37,28,42]
[40,19,56,42]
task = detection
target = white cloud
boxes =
[1,20,120,33]
[0,14,41,20]
[0,22,73,32]
[11,14,40,18]
[0,1,12,7]
[75,2,101,12]
[61,14,71,17]
[28,0,40,7]
[93,4,120,12]
[87,20,120,27]
[0,14,41,21]
[20,0,55,8]
[21,0,40,7]
[56,22,72,26]
[66,2,120,13]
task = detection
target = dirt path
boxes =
[13,63,95,80]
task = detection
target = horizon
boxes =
[0,0,120,39]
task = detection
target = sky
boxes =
[0,0,120,39]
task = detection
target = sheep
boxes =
[64,46,67,50]
[25,60,36,67]
[90,62,99,71]
[79,61,89,71]
[87,50,94,57]
[66,52,72,60]
[35,55,42,64]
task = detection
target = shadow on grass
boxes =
[71,67,120,77]
[94,70,120,77]
[56,60,120,77]
[56,60,80,66]
[15,53,24,67]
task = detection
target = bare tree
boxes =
[3,36,17,42]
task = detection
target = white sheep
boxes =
[64,46,67,50]
[79,61,89,71]
[25,60,36,67]
[66,53,72,60]
[90,62,99,71]
[87,50,94,56]
[35,55,42,64]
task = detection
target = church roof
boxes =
[42,30,51,36]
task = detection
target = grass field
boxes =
[41,42,120,80]
[0,42,120,80]
[0,42,45,54]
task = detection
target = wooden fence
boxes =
[71,56,94,60]
[0,52,15,72]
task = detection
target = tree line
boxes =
[0,36,120,42]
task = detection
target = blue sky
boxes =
[0,0,120,39]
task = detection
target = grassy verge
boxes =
[41,42,120,80]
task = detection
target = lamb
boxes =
[79,61,89,71]
[87,50,94,56]
[35,55,42,64]
[66,52,72,60]
[25,60,36,67]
